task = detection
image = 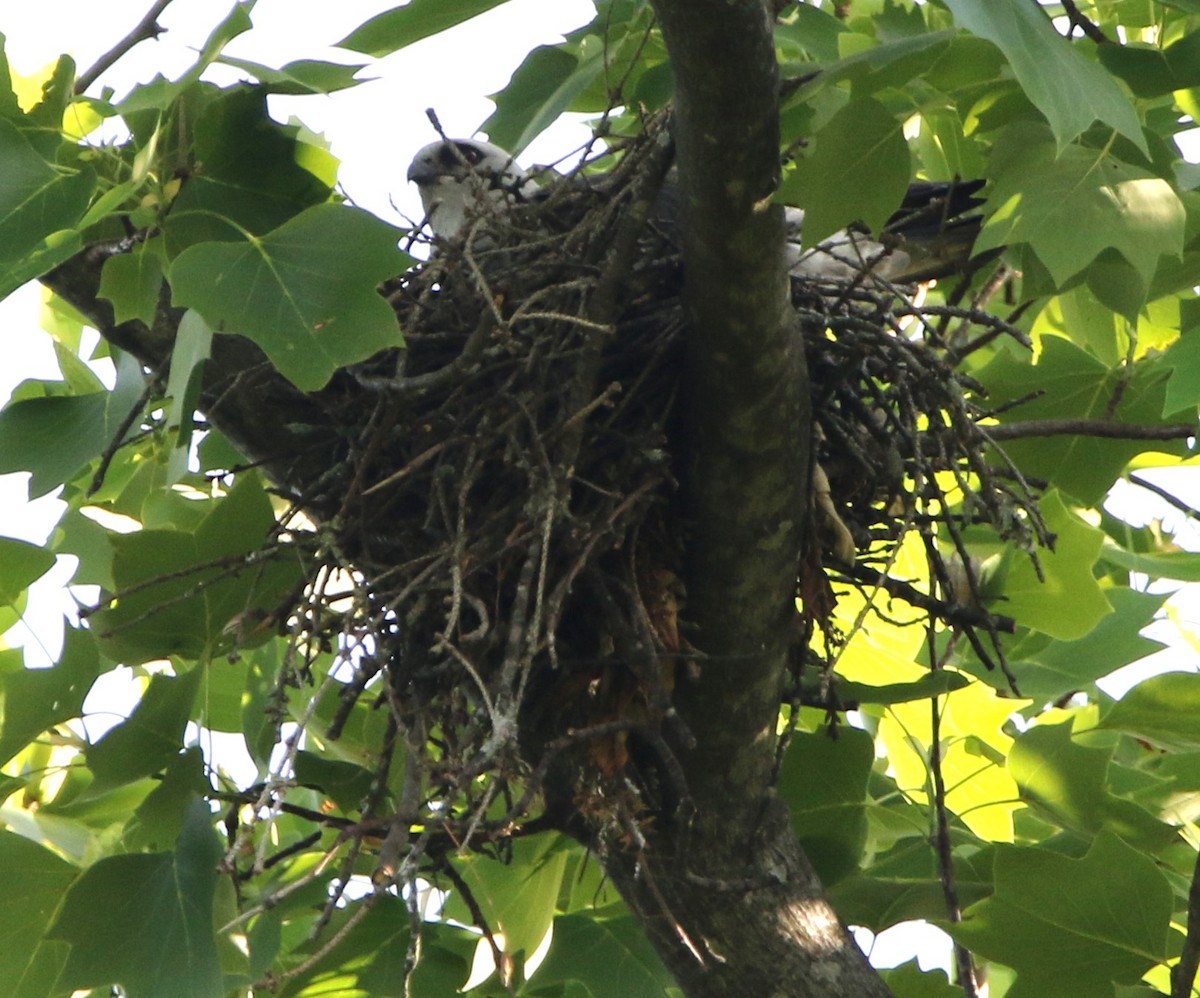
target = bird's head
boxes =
[407,138,534,239]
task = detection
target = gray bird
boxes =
[406,137,984,282]
[406,138,541,241]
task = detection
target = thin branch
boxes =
[75,0,176,94]
[985,419,1195,442]
[1129,473,1200,523]
[924,544,978,997]
[835,563,1016,635]
[1173,844,1200,998]
[1058,0,1111,43]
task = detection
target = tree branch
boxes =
[75,0,177,94]
[1058,0,1111,44]
[985,419,1195,441]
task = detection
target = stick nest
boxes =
[239,130,1045,897]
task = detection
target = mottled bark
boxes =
[590,1,892,995]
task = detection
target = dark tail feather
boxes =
[881,178,993,283]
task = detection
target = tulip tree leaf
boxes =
[169,204,408,390]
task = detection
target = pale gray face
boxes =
[406,139,533,239]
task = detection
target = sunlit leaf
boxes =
[1000,491,1111,641]
[1100,672,1200,751]
[942,0,1145,151]
[444,833,568,965]
[952,833,1175,996]
[974,338,1185,505]
[977,125,1184,295]
[532,912,676,998]
[1009,721,1176,850]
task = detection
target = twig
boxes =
[89,363,166,496]
[1058,0,1111,43]
[1174,844,1200,997]
[75,0,176,94]
[1130,473,1200,522]
[985,419,1195,441]
[929,686,979,996]
[835,563,1015,635]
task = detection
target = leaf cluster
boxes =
[1,2,1200,998]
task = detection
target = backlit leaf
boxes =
[942,0,1145,151]
[50,799,224,998]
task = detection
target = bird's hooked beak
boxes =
[406,157,441,186]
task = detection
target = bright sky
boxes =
[2,0,1199,980]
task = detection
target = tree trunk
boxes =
[573,1,893,994]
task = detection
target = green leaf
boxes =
[1008,721,1176,850]
[92,475,304,663]
[961,588,1165,702]
[444,833,568,963]
[976,125,1184,293]
[292,751,375,813]
[1162,326,1200,413]
[974,337,1184,505]
[169,204,408,390]
[532,912,676,998]
[1100,544,1200,582]
[99,242,164,326]
[0,115,95,300]
[776,3,848,64]
[0,350,146,497]
[1000,490,1111,641]
[952,833,1174,996]
[1099,30,1200,98]
[163,87,335,255]
[216,56,369,94]
[50,798,224,998]
[0,535,55,606]
[0,831,77,996]
[835,670,970,706]
[779,97,911,246]
[482,44,591,155]
[829,842,994,932]
[338,0,513,56]
[881,960,963,998]
[1100,672,1200,751]
[163,309,213,483]
[941,0,1146,151]
[86,667,204,791]
[778,728,873,885]
[274,895,417,997]
[124,747,211,851]
[0,627,104,766]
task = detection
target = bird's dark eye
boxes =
[456,142,483,165]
